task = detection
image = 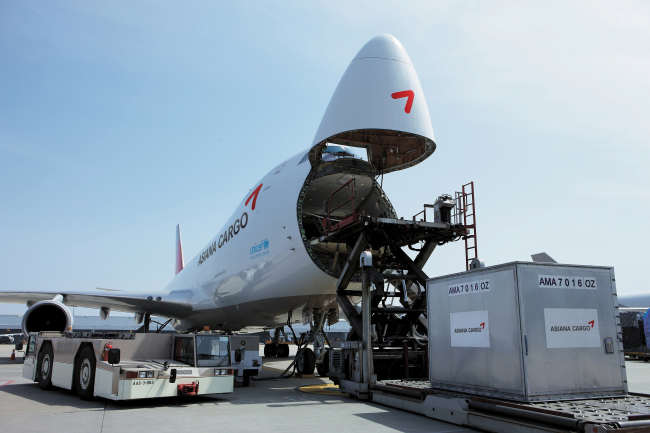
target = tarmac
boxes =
[1,344,649,433]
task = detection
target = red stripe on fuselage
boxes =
[246,184,263,210]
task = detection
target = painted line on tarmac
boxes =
[262,366,317,377]
[298,383,349,396]
[0,380,15,386]
[262,366,287,372]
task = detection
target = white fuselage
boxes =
[158,34,439,332]
[166,148,339,332]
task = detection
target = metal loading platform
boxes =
[372,381,650,433]
[324,182,650,433]
[325,213,458,394]
[326,183,474,396]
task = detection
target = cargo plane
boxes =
[0,34,437,372]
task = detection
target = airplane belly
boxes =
[184,245,338,330]
[182,293,339,331]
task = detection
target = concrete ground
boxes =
[1,344,649,433]
[0,344,474,433]
[625,357,650,394]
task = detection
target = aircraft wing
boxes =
[0,290,194,319]
[0,333,25,344]
[618,292,650,309]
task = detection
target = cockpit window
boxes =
[321,144,359,162]
[323,145,354,156]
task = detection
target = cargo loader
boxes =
[329,256,650,432]
[319,183,650,432]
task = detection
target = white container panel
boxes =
[429,266,525,399]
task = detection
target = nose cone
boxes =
[354,34,413,65]
[310,34,435,174]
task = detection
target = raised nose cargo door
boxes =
[309,34,436,174]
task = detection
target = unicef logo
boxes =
[250,239,270,257]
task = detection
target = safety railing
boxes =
[324,178,358,233]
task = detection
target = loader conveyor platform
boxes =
[373,380,650,433]
[319,215,462,248]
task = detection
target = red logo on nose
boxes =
[391,90,414,113]
[246,184,263,210]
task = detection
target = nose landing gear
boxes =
[294,308,333,376]
[262,309,335,377]
[296,347,316,375]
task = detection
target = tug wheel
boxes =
[37,343,54,390]
[75,346,96,400]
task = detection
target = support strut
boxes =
[336,231,369,338]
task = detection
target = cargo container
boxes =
[427,262,626,402]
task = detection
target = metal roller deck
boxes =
[372,380,650,432]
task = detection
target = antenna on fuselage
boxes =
[175,224,185,275]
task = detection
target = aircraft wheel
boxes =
[37,343,54,390]
[242,371,250,387]
[316,349,330,377]
[264,343,278,358]
[296,348,316,375]
[278,344,289,358]
[75,346,96,400]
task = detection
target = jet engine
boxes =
[22,299,74,335]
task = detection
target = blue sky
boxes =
[1,1,649,315]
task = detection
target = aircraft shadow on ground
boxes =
[104,379,346,410]
[0,382,106,410]
[353,411,464,433]
[0,378,346,411]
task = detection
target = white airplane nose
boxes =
[354,34,413,65]
[310,34,435,174]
